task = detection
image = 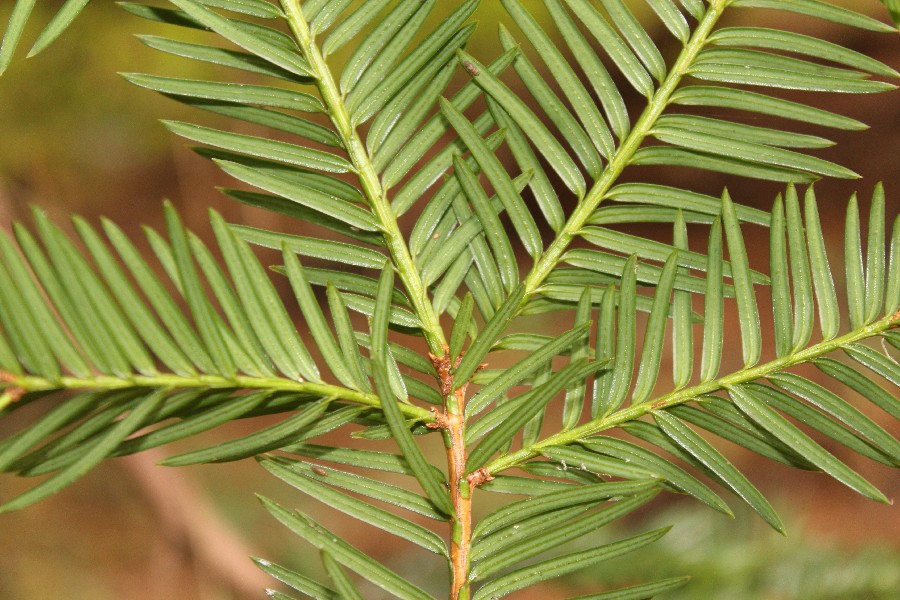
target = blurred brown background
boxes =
[0,1,898,598]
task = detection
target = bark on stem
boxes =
[431,349,474,600]
[446,399,472,600]
[447,402,472,600]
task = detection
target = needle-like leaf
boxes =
[160,399,329,466]
[371,266,452,517]
[729,386,889,503]
[454,285,526,390]
[467,323,592,417]
[321,551,363,600]
[0,390,167,513]
[167,0,313,77]
[722,192,761,366]
[260,457,448,555]
[260,498,436,600]
[471,527,670,599]
[632,252,679,404]
[456,49,586,197]
[654,410,783,532]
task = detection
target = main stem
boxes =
[430,350,473,599]
[281,3,472,595]
[446,388,472,600]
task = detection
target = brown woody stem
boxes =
[447,387,472,600]
[431,349,473,599]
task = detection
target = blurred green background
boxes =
[0,1,898,598]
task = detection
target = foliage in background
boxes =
[1,1,899,598]
[578,504,900,600]
[882,0,900,25]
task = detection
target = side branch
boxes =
[280,0,448,357]
[520,1,727,297]
[484,312,900,475]
[0,372,433,421]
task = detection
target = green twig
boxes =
[485,313,900,474]
[0,372,432,421]
[281,0,449,358]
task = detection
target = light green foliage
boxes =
[1,1,899,598]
